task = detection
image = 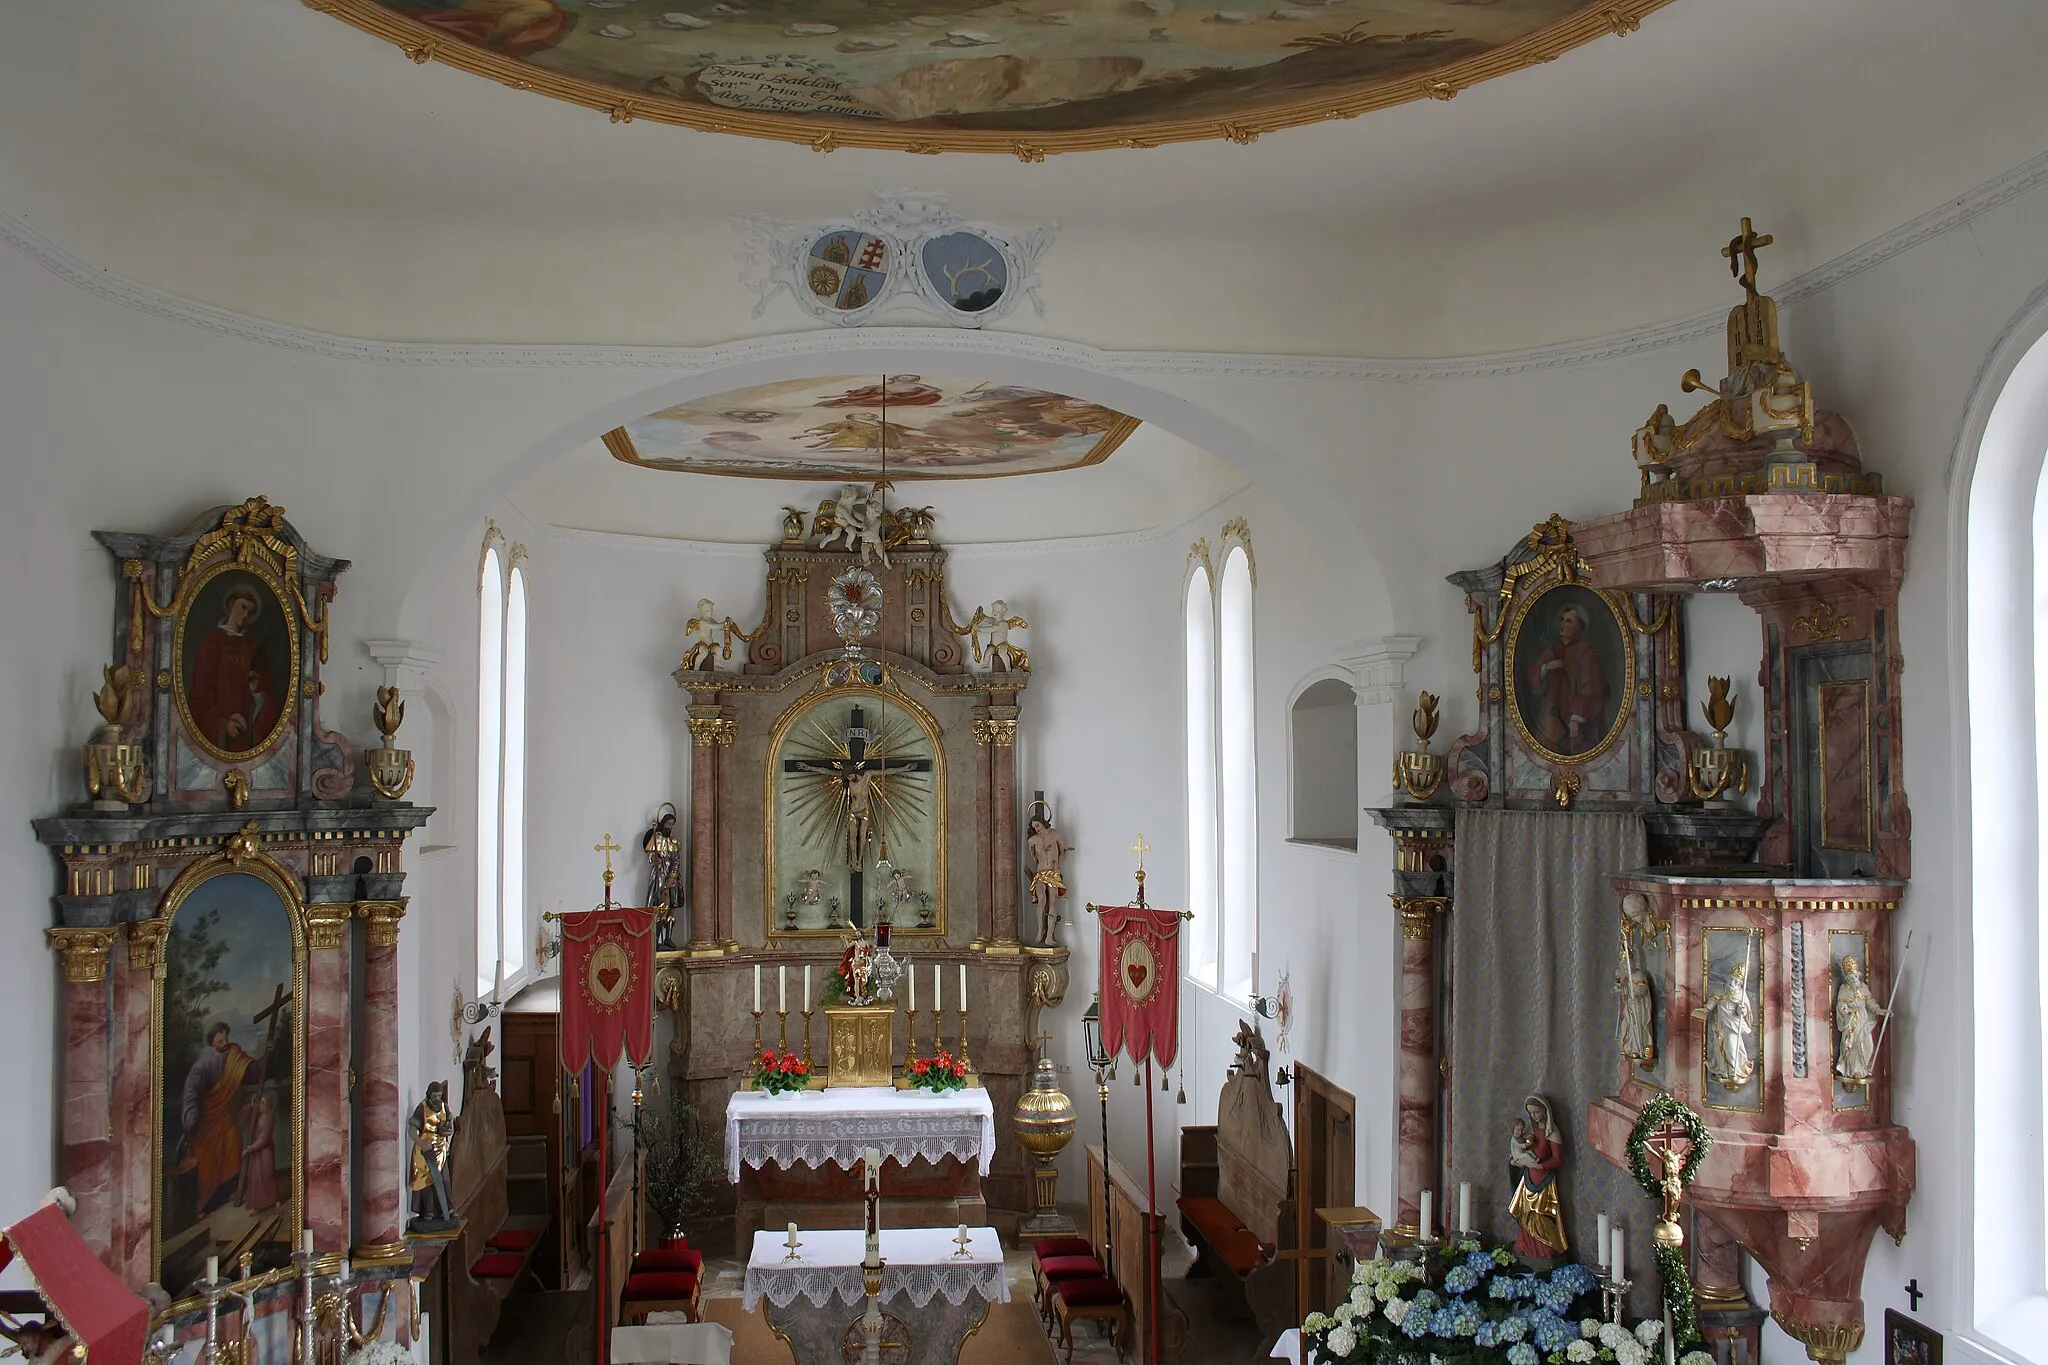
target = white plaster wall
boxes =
[0,154,2043,1363]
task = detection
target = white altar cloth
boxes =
[741,1228,1010,1312]
[724,1086,997,1183]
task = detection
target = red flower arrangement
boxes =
[748,1048,811,1095]
[906,1050,970,1094]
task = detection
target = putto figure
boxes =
[965,600,1031,673]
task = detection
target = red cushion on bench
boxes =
[1032,1237,1092,1261]
[471,1252,525,1279]
[1056,1277,1125,1309]
[487,1228,540,1252]
[621,1272,699,1301]
[1177,1195,1263,1276]
[633,1248,704,1275]
[1038,1255,1103,1281]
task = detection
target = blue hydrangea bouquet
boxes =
[1300,1240,1715,1365]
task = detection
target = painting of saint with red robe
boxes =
[177,569,292,759]
[157,870,300,1295]
[1511,584,1628,762]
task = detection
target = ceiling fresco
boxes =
[315,0,1674,154]
[603,376,1140,478]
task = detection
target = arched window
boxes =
[1965,316,2048,1355]
[1290,676,1358,848]
[1218,542,1258,1001]
[1186,560,1219,988]
[475,533,530,998]
[475,542,503,998]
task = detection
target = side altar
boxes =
[658,492,1071,1240]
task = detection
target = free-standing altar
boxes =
[742,1227,1008,1365]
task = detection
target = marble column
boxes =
[118,921,168,1284]
[355,902,406,1255]
[1394,897,1444,1230]
[1693,1209,1752,1309]
[305,905,354,1253]
[49,929,117,1262]
[987,703,1021,945]
[685,692,730,951]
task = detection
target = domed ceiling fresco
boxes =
[604,376,1140,478]
[315,0,1673,154]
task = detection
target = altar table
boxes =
[725,1087,996,1248]
[742,1227,1008,1365]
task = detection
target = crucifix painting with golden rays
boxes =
[769,693,942,934]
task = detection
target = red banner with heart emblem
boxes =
[1097,904,1182,1067]
[560,906,657,1072]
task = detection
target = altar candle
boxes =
[1596,1213,1610,1269]
[779,964,787,1013]
[804,964,813,1009]
[1610,1228,1625,1283]
[1418,1190,1433,1241]
[206,1254,219,1285]
[909,962,916,1012]
[1457,1183,1471,1235]
[754,964,762,1014]
[958,963,966,1008]
[786,1221,800,1248]
[302,1227,314,1256]
[935,964,943,1012]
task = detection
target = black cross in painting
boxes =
[781,705,931,926]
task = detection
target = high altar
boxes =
[1371,225,1915,1364]
[34,499,430,1344]
[658,494,1071,1243]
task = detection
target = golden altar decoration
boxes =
[825,1005,897,1087]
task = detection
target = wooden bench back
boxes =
[1215,1071,1294,1251]
[446,1085,510,1365]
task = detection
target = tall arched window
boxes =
[475,532,530,998]
[1218,541,1258,1001]
[1186,559,1219,988]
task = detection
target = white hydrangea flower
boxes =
[1581,1319,1603,1339]
[1636,1319,1663,1346]
[1680,1354,1717,1365]
[1613,1340,1646,1365]
[1566,1342,1597,1363]
[1303,1312,1332,1332]
[1335,1303,1356,1325]
[1327,1324,1357,1358]
[1350,1285,1373,1313]
[1384,1297,1411,1327]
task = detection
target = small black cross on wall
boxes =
[1903,1279,1923,1311]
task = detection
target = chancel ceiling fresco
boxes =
[317,0,1674,154]
[604,376,1140,478]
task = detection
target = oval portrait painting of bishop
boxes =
[1507,582,1632,767]
[174,566,300,762]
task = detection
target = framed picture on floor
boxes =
[1884,1309,1942,1365]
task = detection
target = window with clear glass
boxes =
[1218,545,1258,1001]
[1186,564,1219,988]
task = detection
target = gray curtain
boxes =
[1449,809,1656,1313]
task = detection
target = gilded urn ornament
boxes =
[1687,675,1750,807]
[365,684,415,800]
[1392,691,1447,803]
[83,664,148,810]
[1013,1055,1079,1235]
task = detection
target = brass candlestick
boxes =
[802,1008,815,1070]
[957,1005,971,1072]
[905,1003,919,1067]
[752,1008,764,1061]
[777,1008,789,1053]
[929,1008,942,1057]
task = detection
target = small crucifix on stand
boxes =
[783,705,931,925]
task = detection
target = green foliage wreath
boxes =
[1624,1095,1713,1347]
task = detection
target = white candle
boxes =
[804,964,812,1009]
[302,1227,314,1256]
[1610,1228,1625,1283]
[787,1221,799,1245]
[935,964,943,1012]
[1457,1183,1471,1235]
[1596,1213,1610,1269]
[1418,1190,1433,1241]
[205,1254,219,1285]
[909,962,916,1012]
[754,965,762,1014]
[779,964,787,1013]
[958,963,967,1009]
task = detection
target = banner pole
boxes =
[1144,1052,1160,1365]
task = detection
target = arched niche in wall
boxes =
[1288,675,1357,850]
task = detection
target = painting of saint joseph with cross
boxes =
[158,871,300,1293]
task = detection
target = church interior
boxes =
[6,2,2048,1364]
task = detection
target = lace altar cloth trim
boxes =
[724,1086,997,1183]
[742,1229,1010,1312]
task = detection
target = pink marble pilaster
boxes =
[61,971,114,1261]
[1396,918,1437,1229]
[114,939,155,1285]
[304,940,351,1253]
[990,723,1019,945]
[356,931,403,1250]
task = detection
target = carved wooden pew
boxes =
[1176,1024,1296,1354]
[444,1047,551,1365]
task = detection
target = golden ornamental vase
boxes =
[1013,1057,1079,1235]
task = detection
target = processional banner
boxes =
[1097,904,1182,1067]
[1,1203,148,1365]
[559,906,657,1071]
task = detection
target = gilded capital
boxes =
[306,902,353,950]
[47,927,118,984]
[1393,895,1450,940]
[687,716,737,748]
[128,918,171,975]
[972,718,1018,747]
[357,900,407,947]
